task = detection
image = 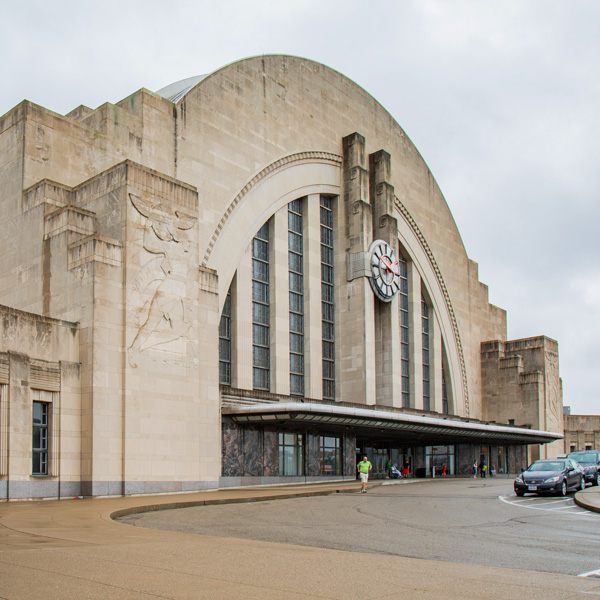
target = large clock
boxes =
[369,239,400,302]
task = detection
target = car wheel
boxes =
[516,490,524,497]
[579,477,585,491]
[593,472,600,487]
[559,480,567,496]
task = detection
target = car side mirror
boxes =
[567,466,574,472]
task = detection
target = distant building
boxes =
[0,55,563,500]
[564,415,600,452]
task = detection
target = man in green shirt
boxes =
[357,456,373,493]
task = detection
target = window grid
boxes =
[421,294,430,411]
[442,365,448,414]
[279,432,304,476]
[320,196,335,400]
[252,223,270,391]
[289,199,304,396]
[219,287,232,385]
[398,251,410,408]
[32,401,48,475]
[319,436,341,476]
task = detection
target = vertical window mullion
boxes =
[219,287,232,385]
[399,251,410,408]
[252,223,270,391]
[289,199,304,396]
[320,196,335,400]
[422,294,430,411]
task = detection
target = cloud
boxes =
[1,0,598,414]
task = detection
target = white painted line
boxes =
[532,498,572,505]
[578,568,600,578]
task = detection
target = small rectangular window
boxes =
[32,401,49,475]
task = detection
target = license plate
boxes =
[528,485,537,491]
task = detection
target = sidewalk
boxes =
[1,480,599,599]
[575,484,600,513]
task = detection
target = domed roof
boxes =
[155,74,207,103]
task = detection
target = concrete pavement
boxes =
[1,479,600,599]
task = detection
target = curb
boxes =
[574,487,600,514]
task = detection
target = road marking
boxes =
[498,495,597,518]
[579,568,600,578]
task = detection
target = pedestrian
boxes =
[357,456,373,493]
[401,459,410,478]
[441,464,447,477]
[473,460,478,478]
[385,458,391,479]
[482,461,487,478]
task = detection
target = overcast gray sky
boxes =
[2,0,598,414]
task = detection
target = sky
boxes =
[2,0,599,414]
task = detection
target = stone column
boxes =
[369,150,401,408]
[431,312,443,413]
[304,194,324,399]
[338,133,375,405]
[232,245,253,390]
[271,209,290,395]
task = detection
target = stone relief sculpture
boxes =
[545,351,562,430]
[127,193,196,368]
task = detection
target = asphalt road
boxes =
[119,478,600,576]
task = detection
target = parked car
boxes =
[567,450,600,487]
[514,458,584,497]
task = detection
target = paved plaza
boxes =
[1,480,600,599]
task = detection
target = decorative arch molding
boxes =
[202,151,342,267]
[203,152,342,304]
[394,196,470,416]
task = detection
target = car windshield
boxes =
[570,453,597,464]
[528,461,565,472]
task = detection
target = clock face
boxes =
[369,239,400,302]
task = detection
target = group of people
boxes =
[473,460,492,478]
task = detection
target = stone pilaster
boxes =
[369,150,401,408]
[339,133,375,405]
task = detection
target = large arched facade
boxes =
[0,55,563,499]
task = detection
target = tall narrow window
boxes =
[288,199,304,396]
[32,401,48,475]
[320,196,335,400]
[219,287,232,385]
[398,250,410,408]
[319,436,341,475]
[279,432,304,476]
[252,223,270,391]
[421,294,430,411]
[442,365,448,414]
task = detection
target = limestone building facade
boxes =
[564,415,600,453]
[0,55,562,499]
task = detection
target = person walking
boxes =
[385,458,391,479]
[473,460,478,478]
[357,456,373,493]
[482,461,487,478]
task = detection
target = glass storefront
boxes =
[279,433,304,476]
[425,445,455,477]
[319,436,341,476]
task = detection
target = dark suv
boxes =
[567,450,600,487]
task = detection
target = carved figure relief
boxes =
[127,193,196,367]
[545,351,561,431]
